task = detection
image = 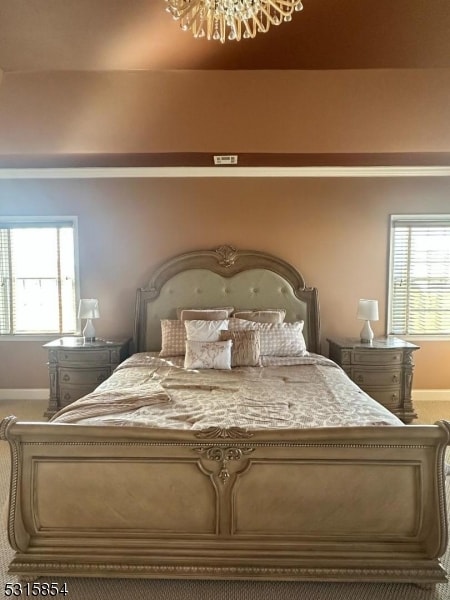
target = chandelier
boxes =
[164,0,304,43]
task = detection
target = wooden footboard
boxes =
[1,416,449,584]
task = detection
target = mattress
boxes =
[51,352,402,429]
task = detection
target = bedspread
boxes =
[52,352,402,429]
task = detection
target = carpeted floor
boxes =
[0,399,449,600]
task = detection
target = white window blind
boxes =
[389,215,450,336]
[0,218,78,336]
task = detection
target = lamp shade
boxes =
[357,299,379,322]
[78,298,100,319]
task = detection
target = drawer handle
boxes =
[391,394,398,401]
[64,354,69,360]
[392,375,399,383]
[355,375,364,384]
[97,374,107,382]
[63,393,72,401]
[62,374,70,382]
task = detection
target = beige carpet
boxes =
[0,399,449,600]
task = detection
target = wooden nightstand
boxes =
[327,336,419,423]
[43,337,131,418]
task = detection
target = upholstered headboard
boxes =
[134,245,320,354]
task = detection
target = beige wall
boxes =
[0,69,450,153]
[0,176,449,390]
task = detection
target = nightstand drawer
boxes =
[57,349,111,365]
[59,384,96,407]
[352,368,401,387]
[369,390,401,409]
[352,350,403,366]
[59,367,110,385]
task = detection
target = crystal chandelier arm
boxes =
[166,0,201,20]
[181,2,203,26]
[272,0,301,7]
[267,0,298,17]
[242,18,257,39]
[252,11,271,33]
[259,2,295,24]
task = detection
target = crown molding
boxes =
[1,152,450,178]
[1,166,450,179]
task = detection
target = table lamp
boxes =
[357,299,379,344]
[78,298,100,342]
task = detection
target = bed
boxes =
[1,245,449,585]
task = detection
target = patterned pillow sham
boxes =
[229,318,307,357]
[233,309,286,324]
[259,321,307,356]
[159,319,186,357]
[184,340,232,370]
[184,319,229,342]
[219,329,261,367]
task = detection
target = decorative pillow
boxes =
[176,307,234,319]
[184,340,232,370]
[220,330,261,367]
[233,309,286,324]
[159,319,186,357]
[180,309,230,321]
[259,321,307,356]
[184,319,229,342]
[228,317,260,331]
[229,318,306,356]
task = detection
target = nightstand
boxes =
[327,336,419,423]
[43,337,131,417]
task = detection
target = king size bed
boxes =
[1,245,449,585]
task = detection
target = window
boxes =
[388,215,450,336]
[0,217,78,336]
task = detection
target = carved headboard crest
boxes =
[215,245,238,268]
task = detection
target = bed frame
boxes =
[1,245,449,584]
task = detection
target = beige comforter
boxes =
[52,353,402,429]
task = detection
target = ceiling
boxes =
[0,0,450,73]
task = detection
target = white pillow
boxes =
[184,340,232,370]
[184,319,228,342]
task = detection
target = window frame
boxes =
[0,216,80,341]
[387,213,450,340]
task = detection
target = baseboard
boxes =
[413,389,450,402]
[0,389,49,401]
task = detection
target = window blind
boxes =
[389,216,450,336]
[0,219,77,335]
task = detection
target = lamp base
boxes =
[82,318,96,343]
[360,320,374,344]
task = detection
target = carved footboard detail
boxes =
[1,419,449,584]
